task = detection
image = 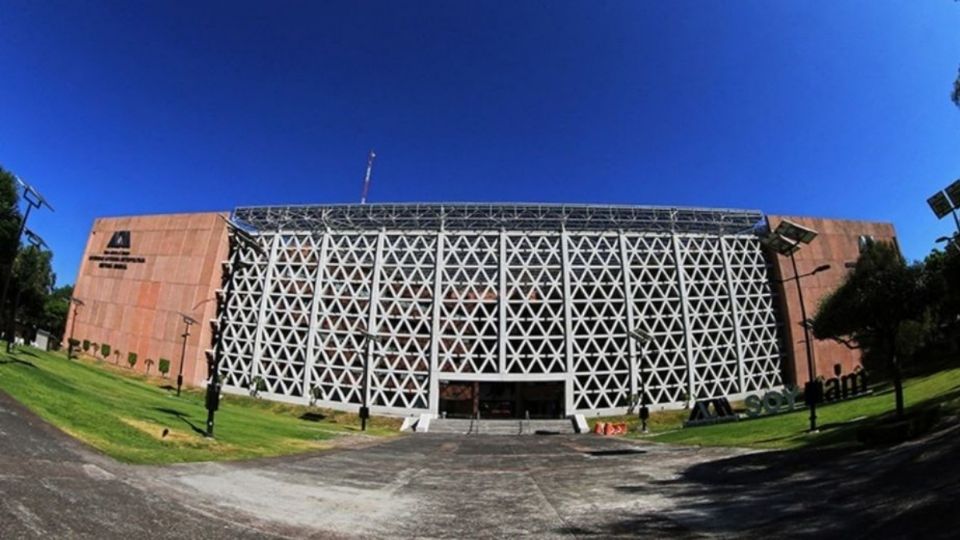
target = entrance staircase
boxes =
[424,418,577,435]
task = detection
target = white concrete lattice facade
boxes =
[214,204,785,417]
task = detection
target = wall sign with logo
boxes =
[88,230,146,270]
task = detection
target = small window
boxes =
[857,235,875,253]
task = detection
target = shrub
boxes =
[249,376,267,397]
[82,339,91,352]
[158,358,171,377]
[101,343,111,359]
[127,352,138,369]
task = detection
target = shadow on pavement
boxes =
[600,422,960,538]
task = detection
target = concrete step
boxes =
[424,418,577,435]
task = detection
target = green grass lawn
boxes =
[593,366,960,450]
[0,347,400,464]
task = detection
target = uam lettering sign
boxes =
[742,366,870,419]
[88,230,146,270]
[744,387,802,417]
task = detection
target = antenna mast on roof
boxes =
[359,150,376,204]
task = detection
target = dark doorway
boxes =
[439,380,564,419]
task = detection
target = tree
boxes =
[144,358,154,375]
[812,242,924,416]
[127,352,137,369]
[11,245,55,341]
[42,285,72,341]
[0,166,23,271]
[101,343,111,360]
[158,358,170,377]
[0,167,23,343]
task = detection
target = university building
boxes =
[67,203,895,418]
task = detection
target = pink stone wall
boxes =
[66,212,228,386]
[767,215,898,386]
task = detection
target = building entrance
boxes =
[438,381,564,419]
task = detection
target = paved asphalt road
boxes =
[3,388,960,538]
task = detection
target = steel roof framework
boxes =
[233,203,764,234]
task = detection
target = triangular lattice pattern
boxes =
[676,236,739,400]
[309,233,379,405]
[436,233,500,374]
[623,233,688,405]
[218,236,269,389]
[503,234,566,374]
[253,233,319,398]
[568,234,630,411]
[216,227,786,416]
[369,234,435,410]
[724,236,785,392]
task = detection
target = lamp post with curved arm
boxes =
[176,313,197,397]
[1,177,53,352]
[764,219,831,433]
[67,297,85,359]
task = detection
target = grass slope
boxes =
[595,366,960,449]
[0,347,398,464]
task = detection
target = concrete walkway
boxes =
[3,388,960,538]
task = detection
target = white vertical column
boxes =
[618,231,638,401]
[498,229,507,374]
[363,230,386,408]
[302,230,330,404]
[251,231,282,384]
[428,231,445,414]
[672,234,696,404]
[720,236,747,394]
[560,227,576,415]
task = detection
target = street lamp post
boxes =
[67,297,85,360]
[628,327,653,433]
[204,216,265,438]
[360,330,380,431]
[764,219,830,433]
[1,177,53,352]
[176,314,197,397]
[7,229,49,352]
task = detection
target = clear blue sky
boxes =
[1,1,958,284]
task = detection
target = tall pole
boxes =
[639,346,649,433]
[67,302,80,360]
[360,332,373,431]
[361,349,369,431]
[359,150,376,205]
[790,251,818,432]
[176,319,191,397]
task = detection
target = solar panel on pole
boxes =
[928,191,953,220]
